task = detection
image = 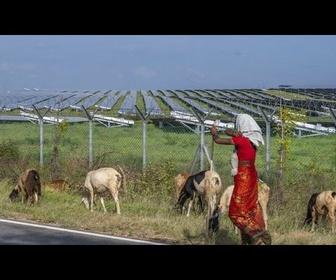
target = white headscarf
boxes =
[235,114,265,147]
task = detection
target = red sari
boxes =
[228,135,268,244]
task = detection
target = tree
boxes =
[51,116,69,180]
[274,103,307,179]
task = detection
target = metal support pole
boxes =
[189,108,213,173]
[32,105,50,166]
[82,106,99,168]
[135,105,152,172]
[258,106,276,179]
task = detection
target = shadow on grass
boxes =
[212,228,240,245]
[180,224,240,245]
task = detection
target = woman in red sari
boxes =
[210,114,271,245]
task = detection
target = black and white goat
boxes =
[175,163,222,219]
[174,171,205,215]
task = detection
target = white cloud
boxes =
[133,67,158,79]
[186,68,205,83]
[120,43,137,51]
[0,62,35,72]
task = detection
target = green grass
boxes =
[0,120,335,245]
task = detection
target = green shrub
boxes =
[0,140,19,160]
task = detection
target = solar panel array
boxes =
[119,90,137,115]
[1,88,335,120]
[141,90,164,116]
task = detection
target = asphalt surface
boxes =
[0,218,166,245]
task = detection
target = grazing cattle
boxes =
[212,179,270,234]
[175,162,222,219]
[9,168,41,204]
[81,166,126,215]
[304,191,336,233]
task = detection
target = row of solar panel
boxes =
[0,88,335,118]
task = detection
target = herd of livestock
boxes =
[7,165,336,236]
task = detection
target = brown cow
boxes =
[9,168,41,204]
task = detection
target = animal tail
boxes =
[117,165,127,193]
[31,169,42,196]
[31,169,40,181]
[304,192,320,225]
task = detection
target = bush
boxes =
[0,140,19,160]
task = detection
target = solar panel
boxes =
[119,90,137,115]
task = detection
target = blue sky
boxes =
[0,35,336,92]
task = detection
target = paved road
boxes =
[0,218,166,245]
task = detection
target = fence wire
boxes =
[0,104,335,190]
